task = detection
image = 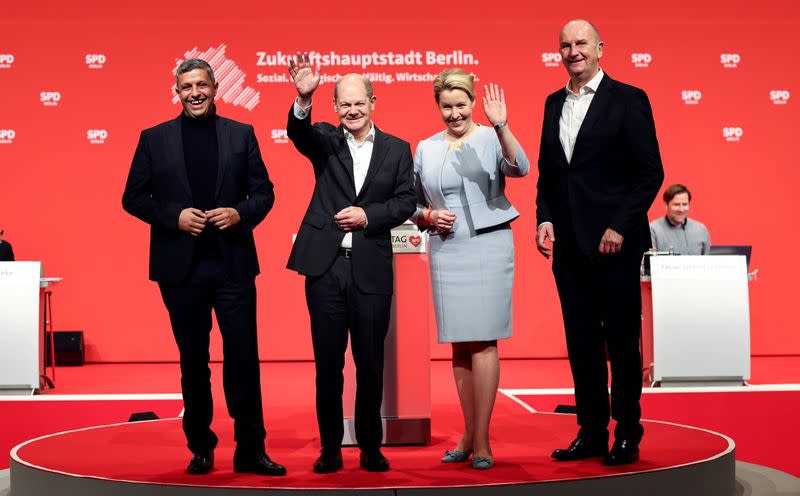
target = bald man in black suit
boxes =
[535,20,664,466]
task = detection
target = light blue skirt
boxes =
[429,208,514,343]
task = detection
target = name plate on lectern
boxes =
[391,221,427,254]
[651,256,745,281]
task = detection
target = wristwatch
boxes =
[493,121,507,131]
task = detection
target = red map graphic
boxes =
[171,44,260,111]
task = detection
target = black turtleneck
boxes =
[181,111,220,260]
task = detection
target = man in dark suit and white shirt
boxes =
[122,58,285,476]
[535,20,664,465]
[285,54,416,473]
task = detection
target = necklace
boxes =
[444,122,476,150]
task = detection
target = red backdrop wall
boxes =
[1,1,797,362]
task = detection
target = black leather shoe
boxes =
[187,451,214,474]
[233,451,287,476]
[602,439,639,466]
[359,450,390,472]
[313,448,343,474]
[551,438,608,461]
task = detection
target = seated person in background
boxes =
[0,229,14,261]
[649,184,709,255]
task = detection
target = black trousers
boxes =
[552,234,645,444]
[159,259,266,455]
[305,254,392,452]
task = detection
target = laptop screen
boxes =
[709,245,752,269]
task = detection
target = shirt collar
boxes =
[664,215,688,228]
[565,68,604,97]
[343,122,376,144]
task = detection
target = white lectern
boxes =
[0,262,43,393]
[641,255,751,386]
[342,222,431,445]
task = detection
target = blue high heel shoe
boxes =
[441,449,472,463]
[471,456,494,470]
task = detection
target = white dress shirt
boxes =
[559,69,604,163]
[293,99,374,249]
[539,69,605,230]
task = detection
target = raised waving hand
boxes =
[288,52,321,105]
[482,83,507,127]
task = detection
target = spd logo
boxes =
[40,91,61,106]
[631,53,652,68]
[0,54,13,69]
[87,129,108,144]
[271,129,288,143]
[770,90,790,105]
[0,129,15,144]
[681,90,702,105]
[723,127,743,142]
[85,54,106,69]
[720,53,740,68]
[541,52,562,67]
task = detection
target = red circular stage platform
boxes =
[10,412,734,495]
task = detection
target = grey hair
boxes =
[334,74,374,101]
[176,58,216,85]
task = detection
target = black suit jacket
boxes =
[535,74,664,256]
[286,107,416,295]
[0,241,13,262]
[122,114,274,284]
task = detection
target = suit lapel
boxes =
[215,116,229,200]
[166,116,193,200]
[550,91,569,167]
[357,128,389,200]
[572,74,612,161]
[333,127,357,198]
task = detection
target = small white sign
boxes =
[391,222,426,254]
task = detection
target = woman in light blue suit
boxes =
[414,68,529,469]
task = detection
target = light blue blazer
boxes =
[413,126,529,231]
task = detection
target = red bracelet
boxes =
[425,208,433,226]
[419,209,428,226]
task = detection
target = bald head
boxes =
[334,73,374,101]
[560,19,602,44]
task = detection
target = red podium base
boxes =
[10,412,733,495]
